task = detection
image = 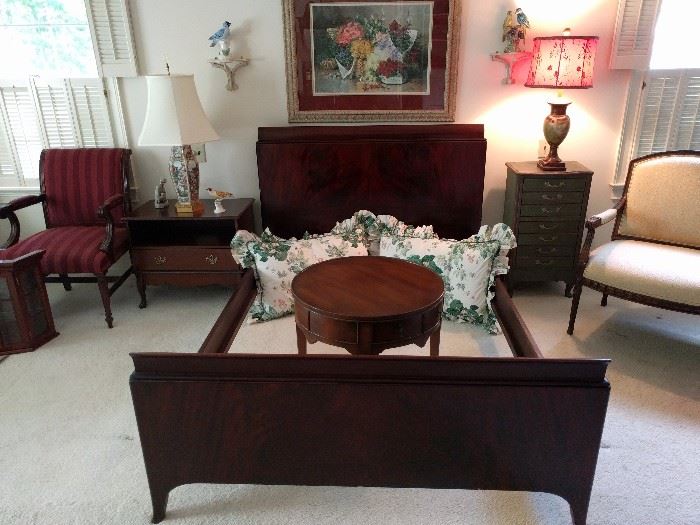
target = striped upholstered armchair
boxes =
[0,148,133,328]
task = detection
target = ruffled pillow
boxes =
[231,228,368,322]
[379,223,516,333]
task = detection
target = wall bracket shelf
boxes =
[209,57,249,91]
[490,52,531,84]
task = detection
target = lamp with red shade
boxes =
[525,33,598,171]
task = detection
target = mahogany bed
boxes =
[130,125,610,525]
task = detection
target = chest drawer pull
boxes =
[541,193,564,201]
[154,256,167,265]
[537,247,559,254]
[538,235,558,242]
[205,254,219,265]
[544,181,565,188]
[541,207,561,214]
[535,259,554,266]
[538,223,559,231]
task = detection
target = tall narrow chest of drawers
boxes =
[503,161,593,296]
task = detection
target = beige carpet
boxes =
[0,277,698,525]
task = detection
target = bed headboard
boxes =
[257,125,486,239]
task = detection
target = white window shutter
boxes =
[610,0,662,70]
[67,79,115,147]
[634,69,700,157]
[31,78,79,148]
[0,83,42,187]
[84,0,139,77]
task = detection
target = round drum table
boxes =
[291,256,444,356]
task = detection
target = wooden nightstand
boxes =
[503,161,593,296]
[125,198,254,308]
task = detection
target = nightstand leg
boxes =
[137,273,148,309]
[430,331,440,357]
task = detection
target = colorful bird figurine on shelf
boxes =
[208,21,231,47]
[515,8,530,29]
[206,187,234,214]
[502,10,514,42]
[209,21,232,57]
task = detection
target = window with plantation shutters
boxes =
[610,0,662,70]
[635,70,700,157]
[84,0,139,78]
[613,0,699,194]
[0,78,115,189]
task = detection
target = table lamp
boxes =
[525,34,598,171]
[138,74,219,214]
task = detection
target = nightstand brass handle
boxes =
[541,207,562,214]
[538,247,558,254]
[538,224,559,231]
[541,193,563,201]
[535,259,554,266]
[544,181,565,188]
[205,255,219,265]
[154,256,167,265]
[538,235,558,242]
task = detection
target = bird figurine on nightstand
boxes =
[206,187,234,214]
[209,21,232,56]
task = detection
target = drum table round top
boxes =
[291,256,444,356]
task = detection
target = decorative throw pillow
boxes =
[231,229,368,322]
[330,210,437,255]
[379,224,516,333]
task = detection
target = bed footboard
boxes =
[130,353,609,525]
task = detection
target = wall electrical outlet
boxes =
[538,140,549,159]
[192,143,207,163]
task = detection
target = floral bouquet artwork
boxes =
[311,2,432,95]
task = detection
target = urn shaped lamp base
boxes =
[538,100,571,172]
[169,145,204,215]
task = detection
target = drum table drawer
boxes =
[132,247,238,272]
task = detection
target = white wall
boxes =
[2,0,628,243]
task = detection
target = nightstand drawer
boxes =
[517,233,579,245]
[520,204,582,217]
[132,247,238,272]
[521,191,583,205]
[517,245,577,257]
[516,256,574,269]
[522,178,587,192]
[517,220,581,234]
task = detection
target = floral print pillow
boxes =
[380,224,516,333]
[231,228,368,322]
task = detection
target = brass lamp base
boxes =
[538,101,571,172]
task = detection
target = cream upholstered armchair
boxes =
[567,150,700,334]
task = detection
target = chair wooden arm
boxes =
[574,196,627,282]
[0,194,46,249]
[97,193,124,256]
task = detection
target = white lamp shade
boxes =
[138,74,219,146]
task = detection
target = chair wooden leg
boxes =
[567,283,584,335]
[59,274,72,291]
[96,275,113,328]
[600,293,608,307]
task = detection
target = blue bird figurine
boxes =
[208,21,231,47]
[515,8,530,29]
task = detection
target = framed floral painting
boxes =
[283,0,461,122]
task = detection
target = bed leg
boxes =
[568,494,591,525]
[567,284,583,335]
[150,486,170,524]
[600,293,608,307]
